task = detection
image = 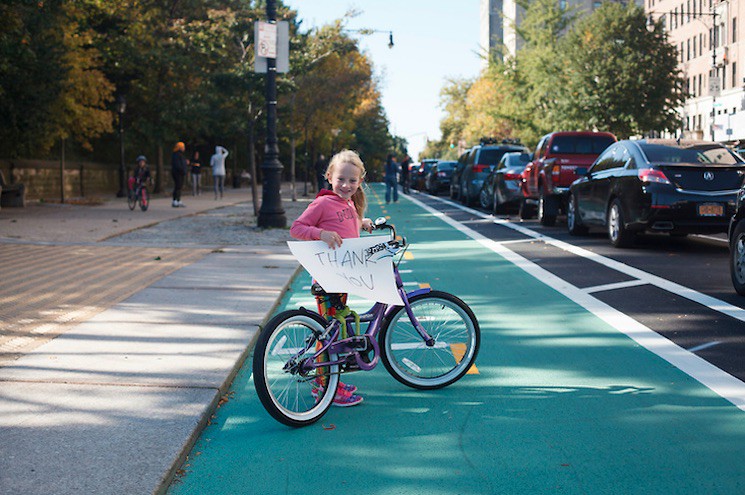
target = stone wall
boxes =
[0,159,220,202]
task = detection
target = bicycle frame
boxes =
[297,235,433,376]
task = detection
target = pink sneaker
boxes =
[338,382,357,394]
[311,386,363,407]
[332,393,363,407]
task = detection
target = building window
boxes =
[733,62,737,88]
[723,64,727,90]
[733,17,737,43]
[687,38,691,60]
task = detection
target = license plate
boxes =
[698,203,724,216]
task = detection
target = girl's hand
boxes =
[320,230,343,249]
[361,218,374,233]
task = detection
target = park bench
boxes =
[0,169,26,208]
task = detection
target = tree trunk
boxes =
[248,118,259,216]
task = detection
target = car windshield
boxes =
[505,154,529,166]
[641,143,742,165]
[478,148,521,165]
[550,135,615,154]
[436,162,455,171]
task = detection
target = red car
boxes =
[521,131,617,225]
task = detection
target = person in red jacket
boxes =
[290,149,373,407]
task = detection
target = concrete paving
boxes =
[0,188,303,494]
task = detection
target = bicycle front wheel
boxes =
[252,309,340,427]
[380,290,480,390]
[127,189,136,210]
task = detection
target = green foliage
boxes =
[435,0,686,149]
[557,4,685,138]
[0,0,114,157]
[0,0,391,180]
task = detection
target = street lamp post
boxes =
[257,0,287,228]
[116,95,127,197]
[647,8,719,141]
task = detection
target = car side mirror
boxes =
[576,167,588,176]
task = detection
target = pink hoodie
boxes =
[290,189,361,241]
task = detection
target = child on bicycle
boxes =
[130,155,151,188]
[289,149,374,407]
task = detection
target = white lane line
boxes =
[584,280,649,294]
[430,196,745,325]
[406,194,745,412]
[692,234,729,245]
[688,341,722,352]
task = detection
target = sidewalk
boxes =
[0,186,308,494]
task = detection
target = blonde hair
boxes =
[326,149,367,219]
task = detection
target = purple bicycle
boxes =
[252,217,481,427]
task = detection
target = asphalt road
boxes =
[419,193,745,383]
[169,184,745,495]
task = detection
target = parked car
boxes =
[413,159,438,191]
[479,152,532,213]
[449,151,470,201]
[567,139,745,248]
[521,131,617,225]
[458,141,529,206]
[729,183,745,295]
[426,160,457,195]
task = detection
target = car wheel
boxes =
[567,193,588,235]
[730,219,745,296]
[538,190,557,227]
[461,184,471,206]
[518,197,536,220]
[493,189,502,215]
[479,187,490,210]
[607,198,635,248]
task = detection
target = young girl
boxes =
[289,149,373,407]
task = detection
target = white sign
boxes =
[709,76,721,97]
[287,236,405,306]
[254,21,290,73]
[257,21,277,59]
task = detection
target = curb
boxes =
[154,260,303,495]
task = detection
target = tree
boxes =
[557,4,686,138]
[0,1,113,157]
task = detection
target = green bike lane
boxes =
[169,184,745,495]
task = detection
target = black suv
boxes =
[455,140,529,206]
[730,185,745,295]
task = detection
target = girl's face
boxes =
[327,161,362,200]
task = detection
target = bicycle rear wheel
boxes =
[127,189,136,210]
[252,309,339,427]
[380,290,480,390]
[139,188,149,211]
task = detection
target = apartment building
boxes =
[647,0,745,143]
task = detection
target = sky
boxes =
[286,0,484,159]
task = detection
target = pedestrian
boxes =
[289,149,374,407]
[210,145,228,200]
[171,142,187,207]
[314,153,328,192]
[384,153,399,203]
[190,150,202,196]
[400,154,411,194]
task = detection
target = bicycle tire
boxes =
[127,189,136,210]
[139,188,149,211]
[379,290,480,390]
[252,309,339,427]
